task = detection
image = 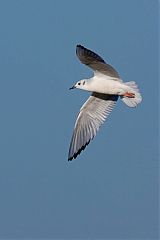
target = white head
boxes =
[69,79,89,91]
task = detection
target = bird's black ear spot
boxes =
[83,81,85,85]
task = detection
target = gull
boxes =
[68,45,142,161]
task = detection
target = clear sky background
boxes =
[0,0,158,239]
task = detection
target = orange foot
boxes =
[123,92,135,98]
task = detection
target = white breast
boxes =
[89,75,125,95]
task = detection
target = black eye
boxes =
[78,82,81,85]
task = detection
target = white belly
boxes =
[90,76,126,95]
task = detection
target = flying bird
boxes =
[68,45,142,161]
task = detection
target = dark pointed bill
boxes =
[69,86,76,90]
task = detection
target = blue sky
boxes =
[0,0,158,239]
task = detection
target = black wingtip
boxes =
[76,44,83,48]
[76,44,84,53]
[76,44,106,64]
[68,140,90,162]
[76,44,86,51]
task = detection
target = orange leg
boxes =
[123,92,135,98]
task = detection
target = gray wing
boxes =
[68,93,118,161]
[76,45,120,78]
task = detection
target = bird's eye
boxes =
[78,82,81,85]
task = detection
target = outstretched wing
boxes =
[68,93,118,161]
[76,45,120,78]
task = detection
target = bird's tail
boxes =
[121,81,142,108]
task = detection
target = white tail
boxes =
[121,81,142,108]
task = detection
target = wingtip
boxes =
[76,45,106,65]
[68,140,90,162]
[76,44,83,48]
[68,157,73,161]
[76,44,85,50]
[68,154,76,161]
